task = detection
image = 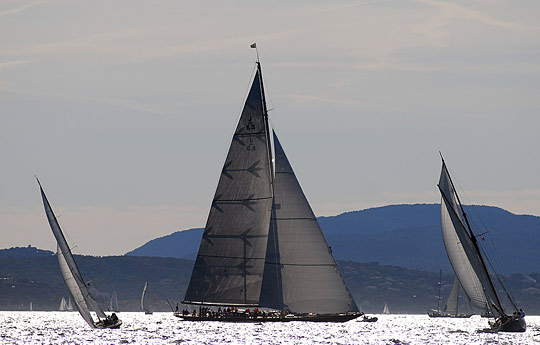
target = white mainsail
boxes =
[110,291,119,312]
[383,303,390,314]
[59,297,67,311]
[438,160,504,317]
[38,179,112,328]
[141,281,149,312]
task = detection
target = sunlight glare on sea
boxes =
[0,312,539,344]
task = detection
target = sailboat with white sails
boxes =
[428,271,472,318]
[37,178,122,329]
[175,46,362,322]
[382,304,390,315]
[437,155,525,332]
[109,291,119,313]
[141,281,152,314]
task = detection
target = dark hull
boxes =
[480,317,526,333]
[95,320,122,329]
[361,316,378,322]
[428,312,472,318]
[174,312,362,323]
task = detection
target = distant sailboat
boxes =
[437,156,525,332]
[141,281,152,314]
[29,302,33,311]
[67,296,73,311]
[59,297,67,311]
[37,178,122,329]
[383,304,390,314]
[177,47,362,323]
[109,291,119,312]
[428,271,472,318]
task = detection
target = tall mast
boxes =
[253,44,275,185]
[439,155,505,314]
[437,269,442,312]
[456,283,459,316]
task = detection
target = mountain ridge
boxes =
[126,203,540,273]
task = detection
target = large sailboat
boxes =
[176,47,362,322]
[428,271,472,318]
[437,156,525,332]
[37,179,122,329]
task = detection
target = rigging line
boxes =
[479,244,518,310]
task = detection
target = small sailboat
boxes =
[382,303,390,314]
[59,297,67,311]
[141,281,152,314]
[109,291,119,312]
[428,271,472,318]
[67,296,74,311]
[37,178,122,329]
[437,155,525,332]
[29,302,33,311]
[177,46,362,323]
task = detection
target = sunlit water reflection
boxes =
[1,312,539,344]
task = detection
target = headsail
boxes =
[438,160,504,317]
[443,278,459,314]
[259,131,358,313]
[57,244,96,328]
[183,67,273,306]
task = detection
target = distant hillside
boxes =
[0,254,193,312]
[126,228,202,260]
[0,246,54,258]
[2,254,540,314]
[127,204,540,273]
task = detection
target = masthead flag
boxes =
[250,43,257,48]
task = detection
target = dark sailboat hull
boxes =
[95,320,122,329]
[427,311,472,318]
[174,312,363,323]
[480,317,526,333]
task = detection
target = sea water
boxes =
[0,312,539,344]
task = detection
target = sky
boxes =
[1,0,539,256]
